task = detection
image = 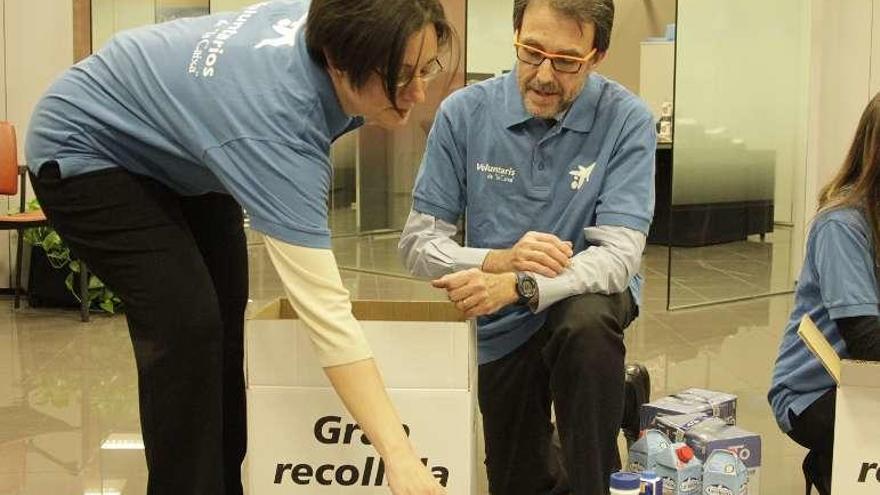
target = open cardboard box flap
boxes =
[251,298,465,323]
[797,314,880,387]
[246,298,473,390]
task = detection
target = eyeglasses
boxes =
[387,58,445,88]
[513,41,596,74]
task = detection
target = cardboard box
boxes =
[245,299,476,494]
[640,388,737,431]
[798,315,880,495]
[654,414,761,494]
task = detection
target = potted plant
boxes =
[22,200,122,314]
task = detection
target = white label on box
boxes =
[247,387,475,494]
[832,386,880,494]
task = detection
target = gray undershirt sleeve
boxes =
[398,210,490,279]
[399,211,645,313]
[532,225,646,313]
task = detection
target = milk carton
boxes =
[703,449,748,495]
[655,443,702,495]
[628,430,673,473]
[653,414,761,494]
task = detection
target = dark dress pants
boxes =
[788,389,836,495]
[478,291,637,495]
[31,162,248,495]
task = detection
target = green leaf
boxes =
[88,275,104,290]
[99,300,115,314]
[64,272,76,297]
[45,230,61,247]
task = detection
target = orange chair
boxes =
[0,121,89,321]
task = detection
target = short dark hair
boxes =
[306,0,454,106]
[513,0,615,53]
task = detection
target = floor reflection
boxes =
[0,232,807,494]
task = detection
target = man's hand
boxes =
[482,231,573,278]
[432,269,518,318]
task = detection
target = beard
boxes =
[518,71,591,119]
[520,78,573,118]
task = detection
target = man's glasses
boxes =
[513,41,596,74]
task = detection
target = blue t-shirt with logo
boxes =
[412,71,656,364]
[25,0,360,249]
[769,207,879,432]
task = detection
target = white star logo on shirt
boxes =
[569,163,595,190]
[255,16,305,49]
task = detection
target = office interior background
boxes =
[0,0,878,493]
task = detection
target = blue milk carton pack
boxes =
[703,449,749,495]
[639,389,737,431]
[627,429,672,473]
[654,414,761,494]
[655,443,702,495]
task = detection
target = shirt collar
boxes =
[296,28,363,139]
[501,65,603,134]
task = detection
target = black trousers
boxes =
[478,291,636,495]
[788,389,836,495]
[31,163,248,495]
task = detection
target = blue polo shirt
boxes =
[412,70,656,363]
[769,207,879,432]
[26,0,360,249]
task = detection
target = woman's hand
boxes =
[385,452,446,495]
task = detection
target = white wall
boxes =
[602,0,676,93]
[0,0,9,288]
[793,0,875,281]
[874,0,880,94]
[92,0,156,49]
[639,41,674,120]
[466,0,515,76]
[0,0,5,121]
[0,0,12,406]
[7,0,73,161]
[210,0,253,13]
[804,0,872,212]
[3,0,74,287]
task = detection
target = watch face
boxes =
[522,277,538,298]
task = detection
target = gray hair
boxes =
[513,0,615,53]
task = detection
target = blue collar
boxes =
[501,66,602,134]
[296,28,363,139]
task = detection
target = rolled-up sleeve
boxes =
[263,235,372,367]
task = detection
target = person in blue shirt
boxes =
[399,0,655,493]
[768,93,880,495]
[25,1,455,494]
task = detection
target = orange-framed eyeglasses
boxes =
[513,39,596,74]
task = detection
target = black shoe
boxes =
[622,363,650,448]
[802,450,832,495]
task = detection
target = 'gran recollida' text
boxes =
[273,416,450,487]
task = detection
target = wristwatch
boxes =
[515,272,539,306]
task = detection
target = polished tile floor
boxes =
[0,232,809,494]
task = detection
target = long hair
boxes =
[818,92,880,266]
